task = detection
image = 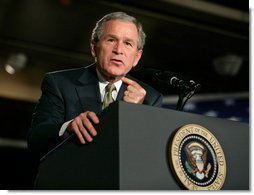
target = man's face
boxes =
[91,19,143,81]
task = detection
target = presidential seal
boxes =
[169,124,226,190]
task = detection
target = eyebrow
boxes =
[105,34,136,44]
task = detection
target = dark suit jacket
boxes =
[27,64,163,158]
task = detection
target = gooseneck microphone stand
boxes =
[175,79,201,111]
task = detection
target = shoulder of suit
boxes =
[45,64,94,78]
[46,67,85,76]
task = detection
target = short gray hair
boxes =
[91,12,146,50]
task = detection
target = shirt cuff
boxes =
[59,119,73,136]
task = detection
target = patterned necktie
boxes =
[102,83,116,109]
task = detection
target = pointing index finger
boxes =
[121,76,137,87]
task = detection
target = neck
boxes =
[104,75,122,83]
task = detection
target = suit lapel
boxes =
[117,84,126,101]
[75,65,102,114]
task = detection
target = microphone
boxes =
[143,68,201,96]
[144,68,185,88]
[138,68,201,111]
[155,72,185,88]
[189,80,201,92]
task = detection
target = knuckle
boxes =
[73,117,79,123]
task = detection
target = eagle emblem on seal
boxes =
[184,141,211,180]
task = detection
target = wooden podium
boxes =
[34,101,249,190]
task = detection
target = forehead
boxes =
[103,19,139,39]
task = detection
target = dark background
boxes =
[0,0,249,189]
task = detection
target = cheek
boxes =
[98,48,111,60]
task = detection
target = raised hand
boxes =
[121,77,146,104]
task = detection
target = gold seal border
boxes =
[169,124,227,190]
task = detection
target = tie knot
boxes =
[105,83,116,93]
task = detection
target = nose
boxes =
[113,41,123,54]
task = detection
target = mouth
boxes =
[110,58,124,65]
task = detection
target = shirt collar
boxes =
[96,68,122,96]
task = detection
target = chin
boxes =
[108,68,126,77]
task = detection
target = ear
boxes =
[90,42,97,58]
[132,49,143,68]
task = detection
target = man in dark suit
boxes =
[27,11,163,159]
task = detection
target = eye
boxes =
[125,41,133,47]
[107,38,115,42]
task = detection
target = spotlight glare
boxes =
[5,64,16,74]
